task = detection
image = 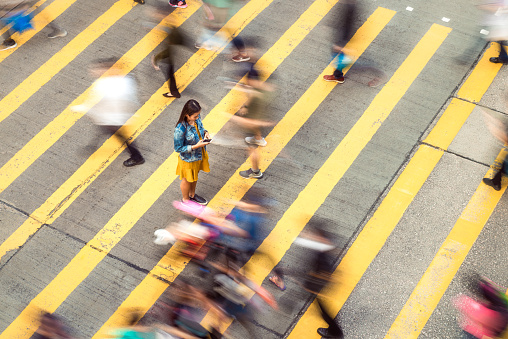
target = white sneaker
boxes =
[245,136,267,147]
[48,29,67,39]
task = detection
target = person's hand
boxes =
[204,131,211,140]
[194,140,210,149]
[151,55,160,71]
[238,105,248,116]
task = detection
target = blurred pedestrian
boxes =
[478,0,508,64]
[71,58,145,167]
[0,0,67,51]
[217,189,285,290]
[454,274,508,338]
[483,155,508,191]
[33,312,73,339]
[195,0,249,62]
[482,109,508,191]
[195,0,230,51]
[150,5,192,99]
[323,0,359,83]
[161,280,225,338]
[295,220,343,338]
[174,99,211,205]
[228,47,275,179]
[108,309,200,338]
[209,264,277,339]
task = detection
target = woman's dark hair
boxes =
[176,99,201,127]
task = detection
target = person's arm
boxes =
[229,114,275,129]
[71,81,100,114]
[174,125,193,153]
[174,125,208,153]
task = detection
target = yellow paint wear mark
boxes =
[0,0,46,36]
[92,1,372,336]
[384,150,507,339]
[288,34,503,338]
[0,0,78,63]
[0,0,136,124]
[457,42,502,102]
[1,0,274,337]
[0,4,200,260]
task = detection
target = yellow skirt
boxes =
[176,149,210,182]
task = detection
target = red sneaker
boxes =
[232,53,250,62]
[323,74,345,83]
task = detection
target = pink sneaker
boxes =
[173,200,204,216]
[169,0,187,8]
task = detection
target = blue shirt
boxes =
[173,117,207,162]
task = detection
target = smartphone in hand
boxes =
[202,138,212,143]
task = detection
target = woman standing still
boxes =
[174,100,211,205]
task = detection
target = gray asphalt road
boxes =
[0,0,506,338]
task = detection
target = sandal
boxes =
[133,0,145,4]
[269,275,286,291]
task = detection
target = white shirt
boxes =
[86,75,139,126]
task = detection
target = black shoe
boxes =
[133,0,145,4]
[123,158,145,167]
[0,38,17,51]
[489,57,508,64]
[189,193,208,205]
[483,178,501,191]
[317,327,343,338]
[163,92,181,98]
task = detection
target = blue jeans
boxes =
[332,52,351,78]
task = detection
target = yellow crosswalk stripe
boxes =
[94,7,395,337]
[0,0,273,259]
[384,47,505,339]
[0,0,137,125]
[0,0,275,337]
[287,145,444,338]
[385,150,506,338]
[425,43,502,150]
[0,0,79,63]
[0,3,201,260]
[287,43,502,338]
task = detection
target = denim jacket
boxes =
[174,117,207,162]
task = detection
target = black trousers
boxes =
[316,296,344,337]
[159,63,179,96]
[498,41,508,62]
[103,125,143,162]
[491,159,507,186]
